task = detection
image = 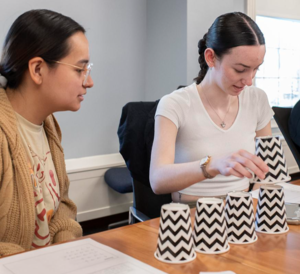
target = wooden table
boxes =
[2,182,300,273]
[87,183,300,274]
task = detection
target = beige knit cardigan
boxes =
[0,88,82,256]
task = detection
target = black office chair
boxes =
[118,101,172,224]
[272,106,300,168]
[105,167,133,194]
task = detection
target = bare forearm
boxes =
[150,160,207,194]
[150,149,268,194]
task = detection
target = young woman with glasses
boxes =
[0,9,93,256]
[150,12,273,206]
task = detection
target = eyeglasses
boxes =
[53,60,93,86]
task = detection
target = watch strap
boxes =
[200,156,214,179]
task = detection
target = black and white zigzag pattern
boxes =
[225,195,257,244]
[254,136,290,183]
[155,208,195,262]
[193,201,229,253]
[255,188,289,234]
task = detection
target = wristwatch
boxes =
[200,156,214,179]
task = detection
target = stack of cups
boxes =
[252,136,290,234]
[154,203,196,264]
[155,137,291,264]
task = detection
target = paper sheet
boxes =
[250,182,300,203]
[0,238,166,274]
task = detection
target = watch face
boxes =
[200,156,209,166]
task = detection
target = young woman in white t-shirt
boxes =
[150,12,273,204]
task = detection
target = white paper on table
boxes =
[200,271,236,274]
[250,182,300,203]
[0,238,166,274]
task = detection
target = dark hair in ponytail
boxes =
[0,9,85,89]
[194,12,265,84]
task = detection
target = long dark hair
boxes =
[194,12,265,84]
[0,9,85,89]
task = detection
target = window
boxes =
[256,16,300,107]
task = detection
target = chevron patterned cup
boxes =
[193,198,230,254]
[253,136,291,184]
[154,203,196,264]
[225,191,258,244]
[255,185,289,234]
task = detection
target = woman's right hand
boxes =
[207,149,269,180]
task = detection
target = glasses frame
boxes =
[53,60,93,86]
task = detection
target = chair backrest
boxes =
[118,101,159,186]
[272,106,300,168]
[132,179,172,219]
[118,101,172,219]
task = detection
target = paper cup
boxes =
[193,198,230,254]
[255,185,289,234]
[154,203,196,264]
[225,191,257,244]
[253,136,291,184]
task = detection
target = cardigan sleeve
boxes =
[0,243,25,257]
[47,115,82,243]
[48,174,82,243]
[0,130,26,256]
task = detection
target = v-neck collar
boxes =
[193,83,241,133]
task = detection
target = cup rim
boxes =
[226,190,252,198]
[259,184,284,190]
[255,226,289,234]
[255,135,280,140]
[154,250,196,264]
[162,203,190,211]
[197,197,223,204]
[252,176,291,184]
[228,234,258,245]
[194,243,230,254]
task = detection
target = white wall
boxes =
[187,0,246,84]
[0,0,147,159]
[54,0,148,159]
[145,0,187,100]
[144,0,246,100]
[0,0,247,160]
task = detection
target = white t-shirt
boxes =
[16,113,60,248]
[155,83,274,196]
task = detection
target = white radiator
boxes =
[66,153,133,222]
